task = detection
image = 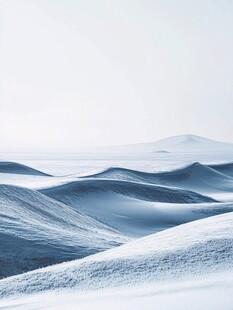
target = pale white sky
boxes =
[1,0,233,151]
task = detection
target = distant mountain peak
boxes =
[81,134,233,154]
[181,136,200,144]
[149,134,233,153]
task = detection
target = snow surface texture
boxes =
[1,135,233,309]
[1,275,232,310]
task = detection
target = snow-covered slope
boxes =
[84,162,233,198]
[0,184,129,278]
[0,212,232,301]
[0,162,51,176]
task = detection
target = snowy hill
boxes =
[0,184,129,278]
[0,212,232,306]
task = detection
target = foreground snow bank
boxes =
[0,211,232,300]
[1,272,232,310]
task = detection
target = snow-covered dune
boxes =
[41,178,216,205]
[82,167,159,183]
[84,162,233,198]
[0,162,51,176]
[41,188,233,237]
[153,162,233,191]
[0,211,232,301]
[0,185,129,278]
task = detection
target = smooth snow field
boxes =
[0,135,233,309]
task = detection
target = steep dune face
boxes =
[0,212,232,299]
[0,162,51,176]
[0,185,129,278]
[41,178,216,205]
